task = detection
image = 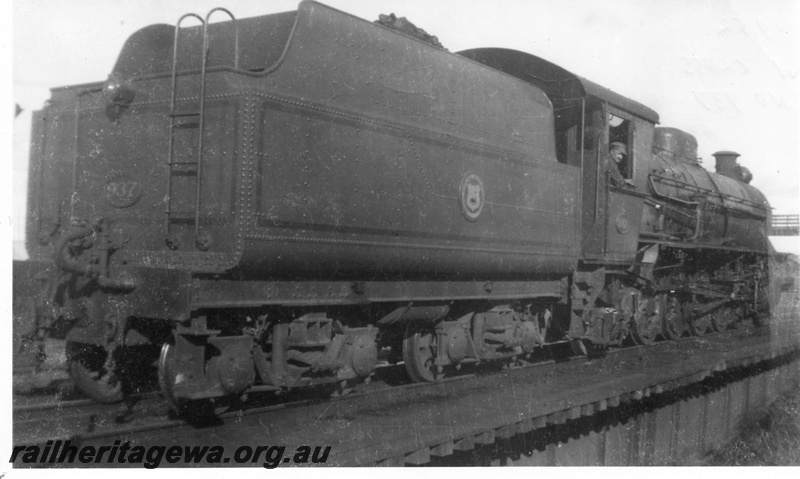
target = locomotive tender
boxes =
[14,1,771,410]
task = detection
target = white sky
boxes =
[8,0,800,255]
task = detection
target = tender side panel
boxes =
[240,2,580,279]
[273,2,556,153]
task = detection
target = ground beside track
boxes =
[705,383,800,466]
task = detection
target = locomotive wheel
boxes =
[751,280,771,327]
[66,341,124,404]
[753,312,771,327]
[728,304,745,329]
[660,295,687,340]
[751,303,771,327]
[157,342,179,411]
[402,327,440,382]
[630,295,661,346]
[685,302,711,336]
[158,342,232,417]
[711,307,733,332]
[688,313,711,336]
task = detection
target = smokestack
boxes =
[712,151,750,183]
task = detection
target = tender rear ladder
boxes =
[164,9,238,251]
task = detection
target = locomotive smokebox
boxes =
[713,151,751,183]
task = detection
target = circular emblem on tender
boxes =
[615,212,631,234]
[459,173,485,222]
[104,173,141,208]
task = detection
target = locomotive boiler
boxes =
[14,1,771,412]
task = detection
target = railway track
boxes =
[12,318,800,467]
[12,343,570,446]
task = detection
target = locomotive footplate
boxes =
[191,278,567,308]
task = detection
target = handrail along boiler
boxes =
[14,1,772,410]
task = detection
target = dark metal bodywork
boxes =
[26,1,580,288]
[15,1,773,404]
[459,48,659,263]
[643,127,770,252]
[242,4,579,281]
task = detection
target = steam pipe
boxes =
[53,225,94,276]
[53,225,137,291]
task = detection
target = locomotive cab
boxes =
[459,48,659,263]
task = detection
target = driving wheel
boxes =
[630,294,661,345]
[685,302,711,336]
[660,294,687,340]
[711,307,733,332]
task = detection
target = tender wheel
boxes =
[402,327,439,382]
[158,342,179,411]
[330,380,355,398]
[158,342,232,417]
[570,339,588,356]
[66,341,124,404]
[630,295,661,345]
[660,294,687,340]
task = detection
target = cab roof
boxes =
[458,48,659,124]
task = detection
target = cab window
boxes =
[608,113,631,179]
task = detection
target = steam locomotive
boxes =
[14,1,771,412]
